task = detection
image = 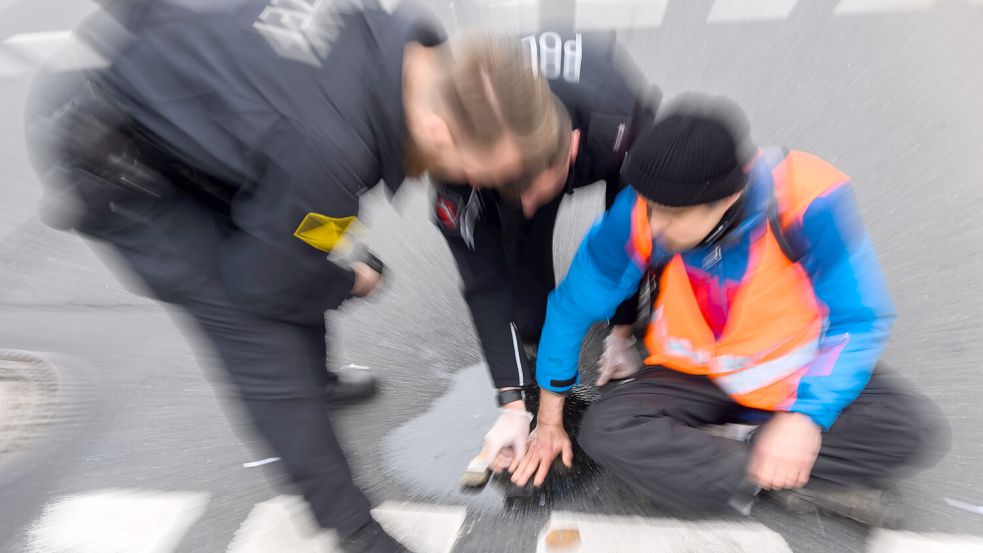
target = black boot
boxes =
[765,486,905,528]
[339,519,412,553]
[324,364,378,406]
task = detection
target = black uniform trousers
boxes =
[500,180,638,343]
[440,180,637,388]
[75,185,372,537]
[578,365,949,511]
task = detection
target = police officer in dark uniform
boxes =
[432,30,660,473]
[26,1,563,551]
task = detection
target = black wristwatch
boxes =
[496,388,525,407]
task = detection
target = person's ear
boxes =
[420,114,454,152]
[569,130,581,164]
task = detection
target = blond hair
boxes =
[442,33,561,189]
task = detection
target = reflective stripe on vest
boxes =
[635,148,846,411]
[713,338,819,396]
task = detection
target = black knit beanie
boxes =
[622,94,753,207]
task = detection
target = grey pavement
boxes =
[1,1,982,552]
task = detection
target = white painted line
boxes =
[28,489,209,553]
[4,30,74,46]
[227,495,334,553]
[707,0,799,23]
[373,501,467,553]
[574,0,669,31]
[945,497,983,515]
[834,0,937,16]
[242,457,280,468]
[1,30,109,75]
[3,31,73,61]
[868,529,983,553]
[228,496,466,553]
[536,511,792,553]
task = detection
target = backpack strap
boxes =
[763,147,801,264]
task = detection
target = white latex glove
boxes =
[482,408,534,473]
[596,334,643,386]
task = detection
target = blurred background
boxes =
[0,1,981,552]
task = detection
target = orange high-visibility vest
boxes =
[637,150,850,411]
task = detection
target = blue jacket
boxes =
[536,151,896,430]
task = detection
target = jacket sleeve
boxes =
[218,133,360,326]
[434,184,534,389]
[786,183,896,430]
[536,187,647,392]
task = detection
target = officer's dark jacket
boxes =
[31,0,444,324]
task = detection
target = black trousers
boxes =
[497,184,638,347]
[578,366,949,511]
[76,188,372,536]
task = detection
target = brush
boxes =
[459,448,492,489]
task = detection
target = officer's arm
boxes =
[433,184,533,389]
[787,182,896,431]
[217,140,362,325]
[536,187,647,393]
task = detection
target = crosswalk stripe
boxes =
[707,0,799,23]
[227,495,466,553]
[22,488,983,552]
[536,511,792,553]
[226,495,333,553]
[373,502,468,553]
[27,489,210,553]
[868,529,983,552]
[574,0,669,31]
[834,0,937,16]
[4,31,73,60]
[0,30,109,75]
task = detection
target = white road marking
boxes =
[834,0,937,16]
[945,497,983,515]
[0,30,109,75]
[242,457,280,468]
[27,489,210,553]
[373,502,468,553]
[868,529,983,552]
[707,0,799,23]
[574,0,669,31]
[536,511,792,553]
[22,488,983,552]
[4,30,73,60]
[227,495,333,553]
[228,495,466,553]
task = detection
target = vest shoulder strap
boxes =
[764,147,801,263]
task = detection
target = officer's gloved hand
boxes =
[483,407,534,473]
[596,332,642,386]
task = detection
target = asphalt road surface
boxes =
[0,1,981,552]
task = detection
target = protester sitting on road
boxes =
[510,93,949,526]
